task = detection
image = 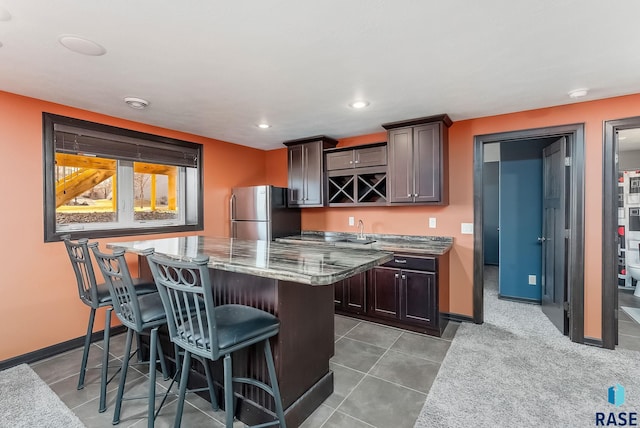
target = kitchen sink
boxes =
[335,238,376,245]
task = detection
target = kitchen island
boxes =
[107,235,393,427]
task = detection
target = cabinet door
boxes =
[326,151,355,171]
[345,272,366,312]
[303,141,324,206]
[355,146,387,168]
[368,267,400,319]
[401,269,437,327]
[387,128,414,203]
[287,144,305,206]
[334,280,345,307]
[413,124,440,202]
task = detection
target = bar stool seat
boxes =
[94,278,157,304]
[192,305,279,350]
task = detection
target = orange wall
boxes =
[4,88,640,361]
[265,93,640,340]
[0,90,268,361]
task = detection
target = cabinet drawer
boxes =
[382,255,436,271]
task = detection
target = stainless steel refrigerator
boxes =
[230,185,301,240]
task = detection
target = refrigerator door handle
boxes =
[229,193,236,238]
[230,194,236,221]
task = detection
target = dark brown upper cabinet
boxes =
[325,143,388,206]
[284,136,338,207]
[382,114,452,205]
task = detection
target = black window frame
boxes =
[43,112,204,242]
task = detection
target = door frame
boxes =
[602,116,640,349]
[473,124,585,343]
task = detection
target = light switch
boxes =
[528,275,537,285]
[461,223,474,234]
[348,216,355,226]
[429,217,437,228]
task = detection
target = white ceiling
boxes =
[1,1,640,150]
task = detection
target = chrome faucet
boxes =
[357,219,365,240]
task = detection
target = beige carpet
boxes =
[0,364,85,428]
[415,278,640,427]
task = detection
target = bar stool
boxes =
[63,236,157,413]
[90,244,172,428]
[145,251,287,428]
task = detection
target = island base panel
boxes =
[210,270,336,426]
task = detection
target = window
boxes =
[43,113,203,242]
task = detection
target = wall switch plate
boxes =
[429,217,437,228]
[528,275,537,285]
[461,223,474,234]
[348,216,355,226]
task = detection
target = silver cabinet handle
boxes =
[407,194,411,197]
[395,273,399,279]
[414,193,418,197]
[537,237,546,242]
[402,274,406,280]
[394,259,407,264]
[349,160,353,164]
[354,160,359,164]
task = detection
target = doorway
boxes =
[473,124,585,343]
[602,116,640,349]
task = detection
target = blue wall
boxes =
[498,142,546,301]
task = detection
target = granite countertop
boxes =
[107,235,393,286]
[275,231,454,256]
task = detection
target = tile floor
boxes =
[30,316,460,428]
[26,270,640,427]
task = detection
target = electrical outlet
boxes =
[528,275,537,285]
[348,216,355,226]
[429,217,436,228]
[461,223,474,234]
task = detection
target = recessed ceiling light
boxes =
[58,35,106,56]
[257,123,271,129]
[124,97,149,109]
[349,100,370,109]
[568,88,588,99]
[0,7,11,21]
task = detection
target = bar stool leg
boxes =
[147,328,159,428]
[202,360,219,411]
[99,308,112,412]
[156,335,169,381]
[174,351,192,428]
[223,354,234,428]
[264,339,286,428]
[78,308,96,390]
[113,328,134,425]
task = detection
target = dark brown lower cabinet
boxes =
[334,271,366,314]
[368,267,399,319]
[335,253,447,336]
[402,270,437,326]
